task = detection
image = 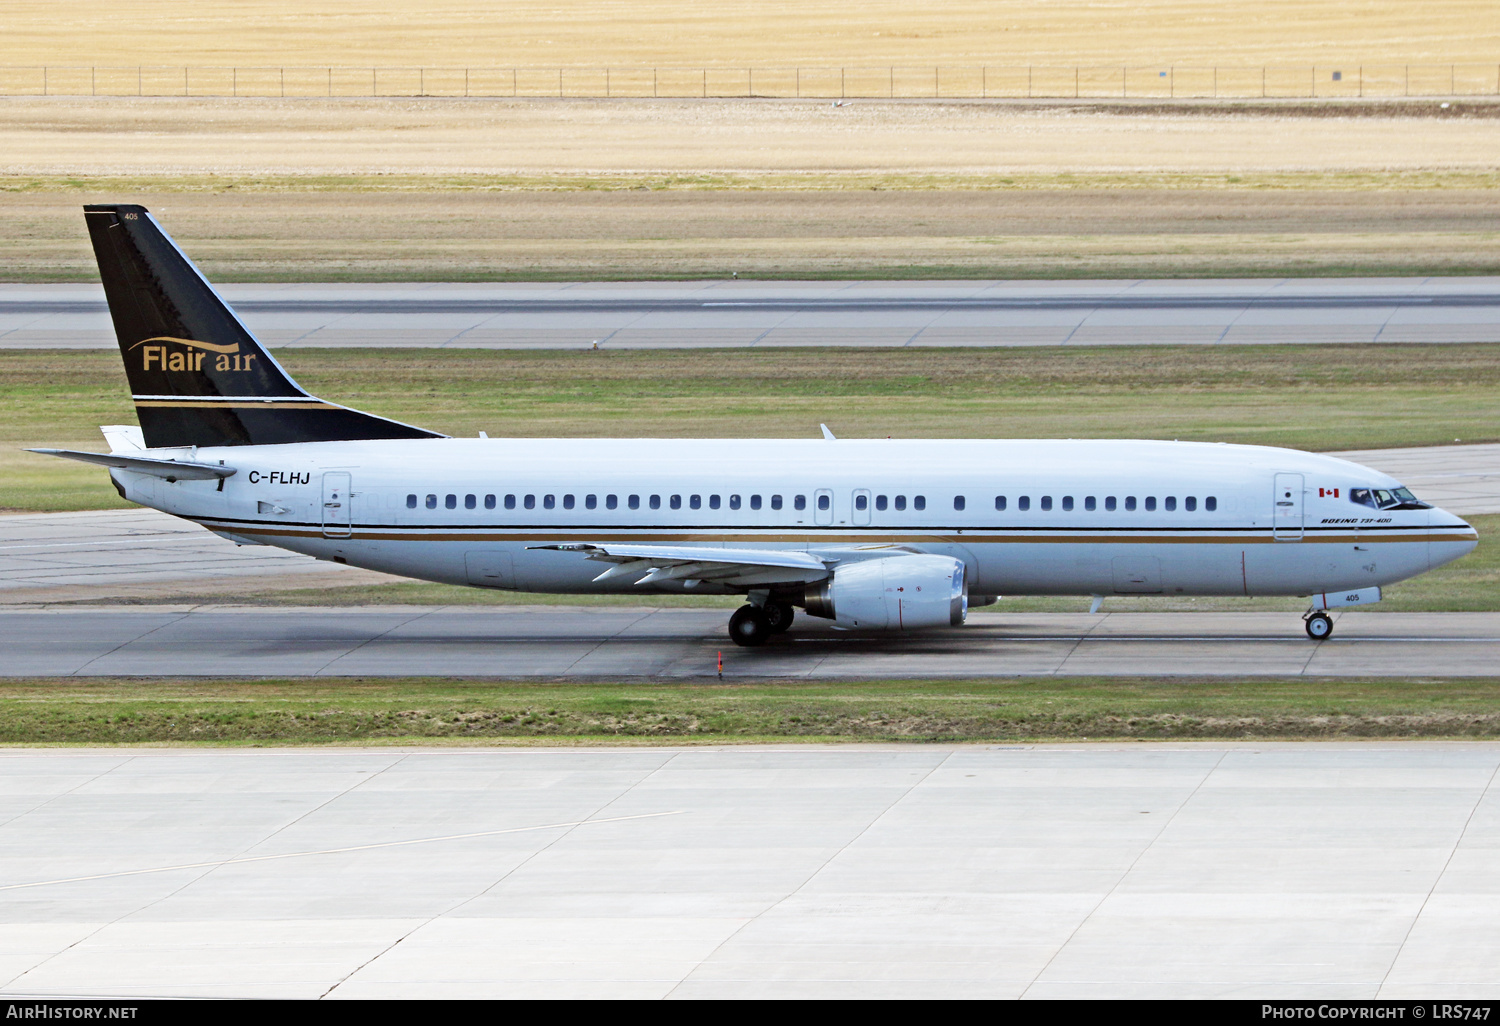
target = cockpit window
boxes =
[1350,486,1431,511]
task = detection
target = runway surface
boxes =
[6,278,1500,349]
[3,606,1496,678]
[4,743,1498,999]
[4,443,1492,605]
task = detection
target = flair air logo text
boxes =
[129,336,257,373]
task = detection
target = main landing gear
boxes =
[1304,611,1334,641]
[728,601,795,647]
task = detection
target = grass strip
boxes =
[8,677,1500,745]
[7,344,1499,511]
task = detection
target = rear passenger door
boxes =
[852,489,871,526]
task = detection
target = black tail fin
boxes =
[83,204,443,448]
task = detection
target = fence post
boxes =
[232,68,236,97]
[280,67,284,98]
[91,67,95,97]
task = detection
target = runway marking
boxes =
[0,810,685,893]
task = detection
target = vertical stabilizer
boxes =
[83,204,442,448]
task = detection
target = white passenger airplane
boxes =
[33,205,1477,646]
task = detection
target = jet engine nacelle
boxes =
[802,555,967,630]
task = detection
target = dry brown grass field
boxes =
[7,183,1500,281]
[4,98,1500,280]
[3,1,1498,66]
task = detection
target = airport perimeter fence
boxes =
[3,64,1500,100]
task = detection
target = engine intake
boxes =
[801,555,967,630]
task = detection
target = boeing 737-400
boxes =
[31,205,1478,646]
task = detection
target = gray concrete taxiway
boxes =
[3,606,1497,678]
[4,743,1500,999]
[6,277,1500,349]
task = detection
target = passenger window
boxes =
[1205,496,1217,511]
[953,495,965,511]
[1125,496,1136,511]
[504,494,516,510]
[1084,496,1096,511]
[585,494,597,510]
[445,494,457,509]
[894,495,907,511]
[855,494,868,511]
[426,494,437,509]
[524,494,536,509]
[729,494,741,510]
[464,494,476,509]
[750,495,762,510]
[606,494,618,510]
[994,496,1006,511]
[563,494,575,509]
[484,494,496,510]
[913,495,925,511]
[543,494,556,509]
[1041,496,1052,511]
[670,495,681,510]
[1018,495,1030,511]
[628,495,640,510]
[1062,496,1073,512]
[1105,496,1116,511]
[794,495,807,511]
[876,495,887,511]
[649,495,661,510]
[770,495,783,510]
[1145,496,1157,511]
[709,494,721,510]
[690,494,701,509]
[406,494,417,508]
[818,494,831,511]
[1165,496,1176,512]
[1185,496,1196,512]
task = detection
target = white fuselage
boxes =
[113,437,1477,602]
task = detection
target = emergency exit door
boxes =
[1272,473,1304,540]
[322,472,352,538]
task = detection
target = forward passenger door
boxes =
[1273,473,1304,541]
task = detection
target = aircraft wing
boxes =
[529,542,833,587]
[26,448,237,481]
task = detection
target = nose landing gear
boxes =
[1304,611,1334,640]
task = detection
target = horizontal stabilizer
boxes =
[27,448,236,481]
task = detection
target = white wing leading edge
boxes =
[528,543,833,587]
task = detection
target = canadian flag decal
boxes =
[1318,487,1341,498]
